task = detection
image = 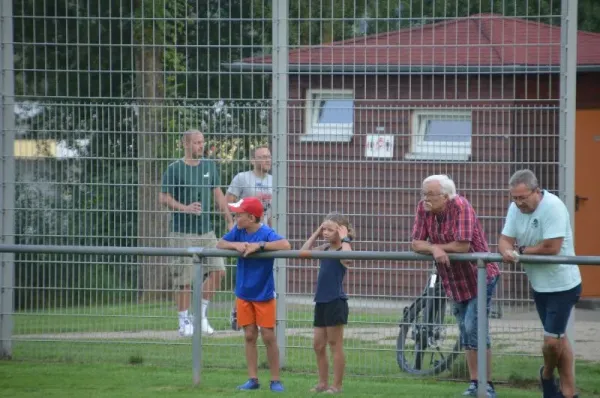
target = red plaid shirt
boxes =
[411,195,500,303]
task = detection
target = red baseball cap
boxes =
[228,197,264,219]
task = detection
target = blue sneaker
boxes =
[270,380,285,392]
[463,381,496,398]
[486,383,497,398]
[237,378,260,390]
[462,381,477,396]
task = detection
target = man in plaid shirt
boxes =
[411,174,501,398]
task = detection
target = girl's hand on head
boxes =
[338,225,348,240]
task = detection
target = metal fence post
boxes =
[476,259,488,398]
[559,0,579,380]
[271,0,289,368]
[191,252,204,386]
[0,0,16,360]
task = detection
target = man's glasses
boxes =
[511,190,538,202]
[421,192,444,199]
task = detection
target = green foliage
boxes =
[133,0,188,44]
[283,0,599,45]
[579,0,600,32]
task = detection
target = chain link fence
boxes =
[2,0,599,385]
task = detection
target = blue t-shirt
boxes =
[501,190,581,293]
[222,224,284,301]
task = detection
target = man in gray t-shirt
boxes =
[226,146,273,225]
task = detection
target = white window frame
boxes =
[301,89,354,143]
[405,110,472,161]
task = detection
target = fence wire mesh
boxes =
[1,0,599,384]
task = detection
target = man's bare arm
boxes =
[435,241,470,253]
[411,240,470,254]
[521,237,563,256]
[225,193,238,203]
[498,235,516,255]
[412,240,433,254]
[214,188,234,226]
[159,192,190,212]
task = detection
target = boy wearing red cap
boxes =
[216,197,291,392]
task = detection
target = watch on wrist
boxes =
[341,237,352,244]
[518,246,526,255]
[259,241,266,251]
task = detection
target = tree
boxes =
[132,0,177,301]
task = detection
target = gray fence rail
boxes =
[3,244,600,264]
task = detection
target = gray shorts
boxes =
[168,231,226,288]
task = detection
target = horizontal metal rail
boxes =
[1,244,600,265]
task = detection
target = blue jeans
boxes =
[453,276,498,350]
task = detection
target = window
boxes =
[406,110,472,161]
[302,89,354,142]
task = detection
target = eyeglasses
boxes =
[511,190,538,202]
[255,155,271,160]
[421,191,444,199]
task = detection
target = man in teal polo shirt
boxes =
[159,130,233,336]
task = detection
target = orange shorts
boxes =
[236,298,276,329]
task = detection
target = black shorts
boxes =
[533,283,581,338]
[313,298,349,327]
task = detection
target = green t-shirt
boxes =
[161,159,221,234]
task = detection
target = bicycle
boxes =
[396,266,503,376]
[396,268,460,375]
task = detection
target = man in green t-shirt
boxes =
[159,130,233,337]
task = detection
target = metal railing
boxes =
[0,244,594,397]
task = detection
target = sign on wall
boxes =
[365,134,394,158]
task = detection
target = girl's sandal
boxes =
[325,387,343,394]
[310,385,328,393]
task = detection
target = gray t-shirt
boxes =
[227,171,273,223]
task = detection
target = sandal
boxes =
[310,385,328,393]
[325,387,343,394]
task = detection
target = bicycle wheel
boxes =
[396,294,460,375]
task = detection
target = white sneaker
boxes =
[201,317,214,335]
[178,319,194,337]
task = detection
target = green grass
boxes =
[9,336,600,396]
[0,361,593,398]
[8,301,600,396]
[13,300,411,335]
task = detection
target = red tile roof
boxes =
[232,14,600,72]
